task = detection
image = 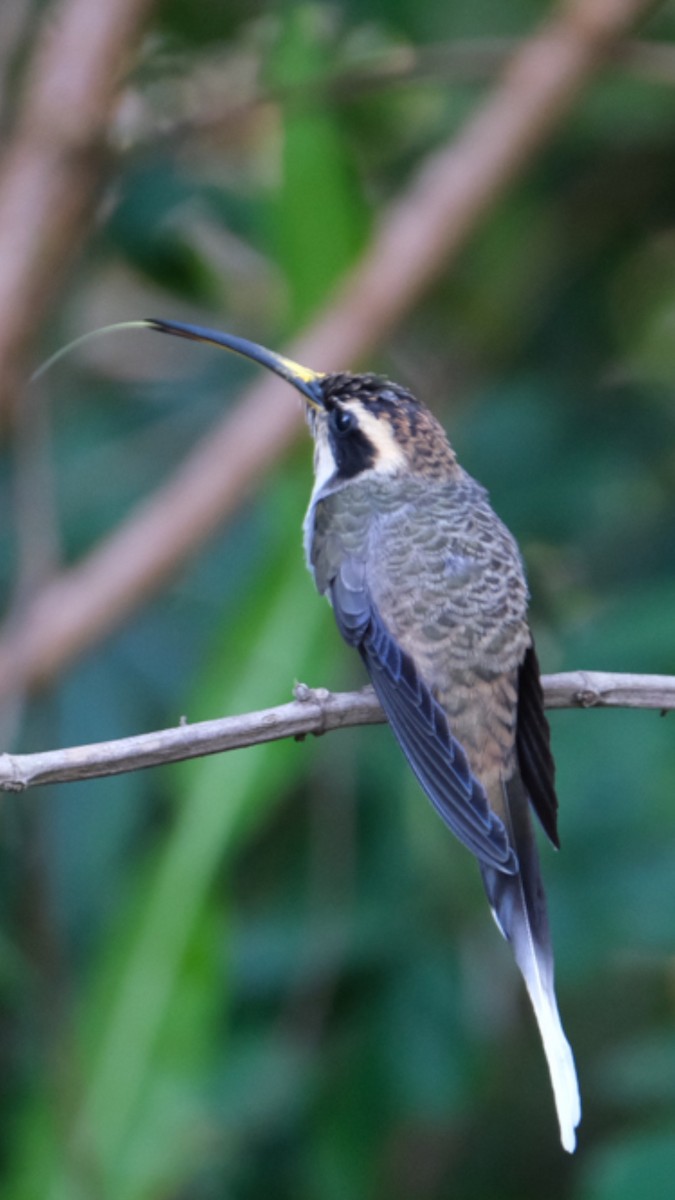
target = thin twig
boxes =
[0,0,657,703]
[1,671,673,793]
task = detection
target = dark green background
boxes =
[1,1,675,1196]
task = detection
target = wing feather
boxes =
[517,643,559,847]
[330,560,517,874]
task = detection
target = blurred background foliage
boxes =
[1,0,675,1197]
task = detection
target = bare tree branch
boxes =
[0,0,157,419]
[0,0,656,704]
[1,671,673,793]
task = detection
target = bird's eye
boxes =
[332,407,353,435]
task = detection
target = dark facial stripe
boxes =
[328,420,376,479]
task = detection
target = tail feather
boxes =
[480,774,580,1153]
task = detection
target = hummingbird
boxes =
[147,317,581,1152]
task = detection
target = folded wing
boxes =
[330,555,517,874]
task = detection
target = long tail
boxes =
[480,774,580,1153]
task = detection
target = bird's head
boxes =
[147,318,460,484]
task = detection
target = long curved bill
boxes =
[146,318,326,410]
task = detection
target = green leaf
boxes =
[270,7,369,324]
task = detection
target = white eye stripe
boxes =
[354,407,406,472]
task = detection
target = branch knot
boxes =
[293,682,332,736]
